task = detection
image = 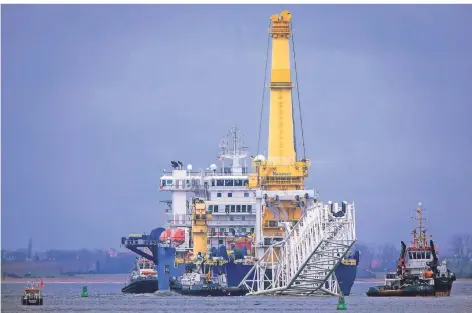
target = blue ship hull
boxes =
[156,247,358,295]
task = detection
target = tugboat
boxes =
[22,281,44,305]
[367,202,456,297]
[121,257,158,294]
[169,260,248,296]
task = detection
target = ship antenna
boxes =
[218,126,248,175]
[411,202,430,248]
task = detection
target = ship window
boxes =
[218,239,224,245]
[225,205,230,213]
[234,179,243,186]
[244,179,249,186]
[231,205,235,212]
[225,180,234,186]
[244,192,249,197]
[242,205,247,212]
[186,179,190,185]
[229,228,235,234]
[216,180,224,186]
[211,179,216,187]
[208,205,213,213]
[241,228,246,232]
[248,205,252,213]
[250,228,254,233]
[213,205,219,213]
[217,192,222,198]
[236,205,241,213]
[220,228,225,232]
[166,180,173,185]
[161,180,166,186]
[228,192,233,197]
[426,251,431,259]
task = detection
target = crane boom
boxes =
[249,10,310,191]
[268,10,296,166]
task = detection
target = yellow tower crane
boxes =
[248,10,310,192]
[248,10,314,259]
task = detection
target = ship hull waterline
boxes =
[156,246,358,296]
[366,278,455,297]
[121,279,158,294]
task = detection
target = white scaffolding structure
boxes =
[239,190,356,296]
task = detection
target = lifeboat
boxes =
[171,229,185,246]
[159,229,172,242]
[234,237,252,250]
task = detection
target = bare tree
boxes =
[449,235,465,258]
[464,234,472,258]
[448,233,472,278]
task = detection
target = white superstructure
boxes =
[159,127,256,256]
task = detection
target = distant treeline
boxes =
[1,249,136,278]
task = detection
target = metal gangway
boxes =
[239,201,356,296]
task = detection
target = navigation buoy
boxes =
[337,293,346,310]
[81,286,88,297]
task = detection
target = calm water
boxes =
[2,281,472,313]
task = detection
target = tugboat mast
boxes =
[411,202,431,249]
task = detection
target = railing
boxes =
[239,199,356,296]
[167,214,191,226]
[161,170,255,177]
[207,220,254,226]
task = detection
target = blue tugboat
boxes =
[169,261,248,296]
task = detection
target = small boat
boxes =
[366,202,456,297]
[169,260,248,296]
[122,257,158,294]
[22,281,44,305]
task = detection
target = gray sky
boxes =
[2,4,472,251]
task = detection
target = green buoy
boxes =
[81,286,88,297]
[337,293,346,310]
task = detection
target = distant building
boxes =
[28,238,33,260]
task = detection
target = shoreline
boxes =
[1,274,128,284]
[355,277,472,283]
[3,276,472,284]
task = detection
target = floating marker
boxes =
[337,293,346,310]
[81,286,88,297]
